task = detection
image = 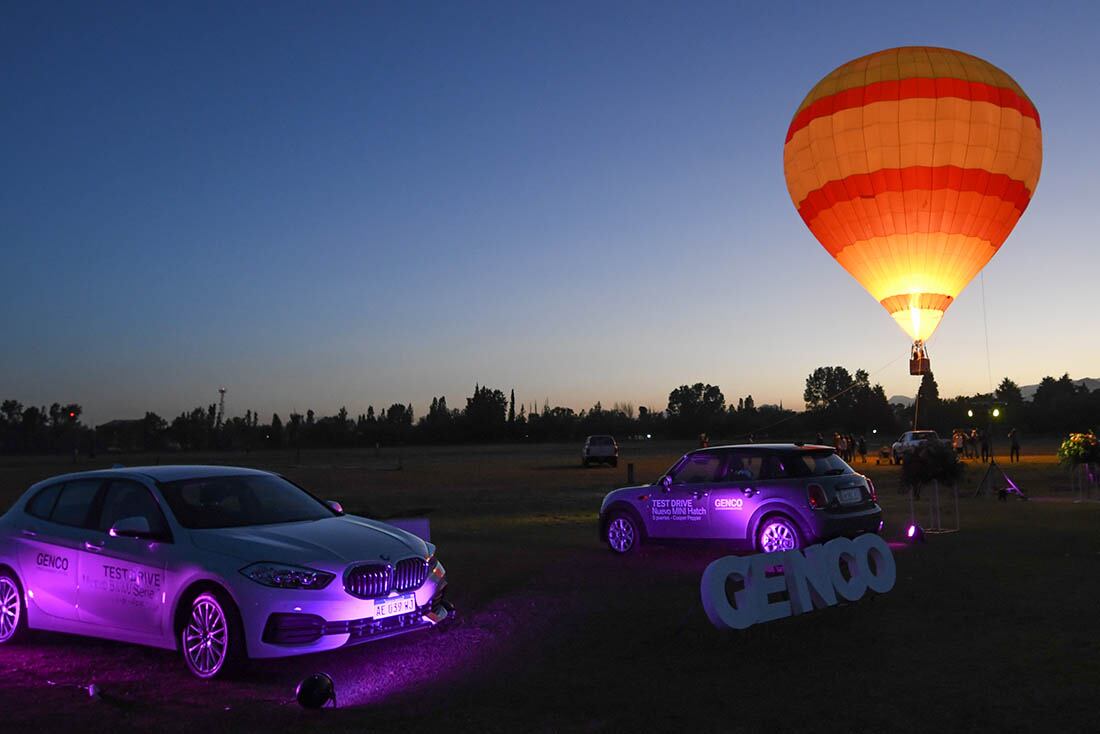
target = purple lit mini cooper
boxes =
[0,466,452,678]
[598,444,883,554]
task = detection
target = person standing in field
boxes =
[980,430,991,462]
[953,429,965,457]
[968,429,979,459]
[1008,428,1021,463]
[858,435,867,463]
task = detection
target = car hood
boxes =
[188,515,431,565]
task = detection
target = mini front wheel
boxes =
[605,513,640,554]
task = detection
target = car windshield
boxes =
[911,431,937,440]
[589,436,614,445]
[157,474,335,529]
[778,450,855,478]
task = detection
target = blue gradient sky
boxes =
[3,1,1098,424]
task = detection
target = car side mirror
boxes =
[326,500,344,515]
[109,516,156,540]
[660,475,672,492]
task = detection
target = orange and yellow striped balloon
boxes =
[783,46,1042,342]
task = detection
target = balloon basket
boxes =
[909,341,931,375]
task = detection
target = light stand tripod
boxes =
[975,456,1025,499]
[972,405,1025,499]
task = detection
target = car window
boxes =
[779,451,854,478]
[25,483,63,519]
[97,480,170,538]
[759,454,791,480]
[49,479,104,528]
[157,474,335,529]
[717,451,763,481]
[670,453,723,484]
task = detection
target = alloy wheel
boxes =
[607,517,635,553]
[759,520,799,553]
[183,595,229,677]
[0,578,20,642]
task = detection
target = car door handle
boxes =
[741,488,756,497]
[21,529,38,538]
[84,540,104,552]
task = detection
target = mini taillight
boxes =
[867,478,877,502]
[807,483,827,509]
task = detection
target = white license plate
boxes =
[372,593,417,620]
[838,488,862,504]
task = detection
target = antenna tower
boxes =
[216,387,227,427]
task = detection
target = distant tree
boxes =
[804,366,862,430]
[386,403,413,426]
[464,385,508,441]
[508,389,516,428]
[48,403,63,429]
[667,383,724,436]
[995,377,1024,405]
[287,412,303,447]
[142,412,167,450]
[914,371,941,429]
[270,413,284,448]
[917,372,940,403]
[804,367,855,411]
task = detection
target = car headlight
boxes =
[240,562,335,590]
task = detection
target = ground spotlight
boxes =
[905,523,926,544]
[296,672,337,709]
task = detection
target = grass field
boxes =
[1,441,1098,733]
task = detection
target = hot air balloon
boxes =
[783,46,1042,374]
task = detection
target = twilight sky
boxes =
[3,1,1098,424]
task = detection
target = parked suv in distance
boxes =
[598,444,882,554]
[890,430,942,464]
[583,435,619,467]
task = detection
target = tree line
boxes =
[1,369,1097,454]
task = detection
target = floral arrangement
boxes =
[1057,432,1100,467]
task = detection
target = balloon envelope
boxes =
[783,47,1042,341]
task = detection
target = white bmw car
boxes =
[0,465,451,678]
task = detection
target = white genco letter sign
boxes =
[700,534,896,630]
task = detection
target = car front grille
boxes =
[345,562,394,599]
[344,557,429,599]
[394,558,429,592]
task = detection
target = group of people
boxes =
[950,428,1022,462]
[817,432,867,463]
